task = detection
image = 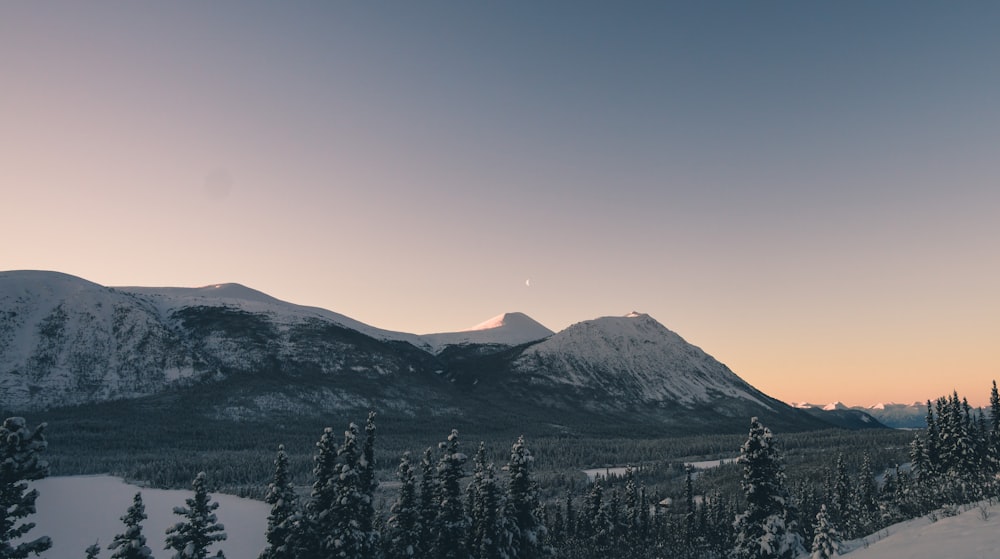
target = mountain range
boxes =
[793,401,927,429]
[0,270,875,435]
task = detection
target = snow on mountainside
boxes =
[0,271,556,410]
[513,312,771,408]
[118,282,425,347]
[0,271,198,407]
[419,312,554,353]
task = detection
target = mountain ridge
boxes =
[1,270,839,434]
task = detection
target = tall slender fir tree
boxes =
[164,472,227,559]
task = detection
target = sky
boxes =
[2,2,999,407]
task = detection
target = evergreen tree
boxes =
[385,453,421,559]
[330,422,367,559]
[433,430,469,559]
[0,417,51,559]
[416,448,437,559]
[855,454,878,537]
[300,427,340,558]
[469,446,502,559]
[359,412,379,559]
[990,381,1000,471]
[732,417,803,559]
[259,446,298,559]
[682,466,695,548]
[108,492,153,559]
[505,436,546,559]
[562,490,575,541]
[809,505,839,559]
[164,472,227,559]
[86,542,102,559]
[829,454,852,534]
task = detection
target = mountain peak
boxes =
[419,312,553,353]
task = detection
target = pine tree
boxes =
[469,445,502,559]
[164,472,227,559]
[359,412,379,559]
[385,452,421,559]
[732,417,803,559]
[330,422,366,559]
[855,454,878,537]
[86,542,102,559]
[0,417,52,559]
[990,381,1000,471]
[505,436,546,559]
[258,446,298,559]
[829,454,852,534]
[300,427,340,558]
[108,492,153,559]
[682,465,695,548]
[809,505,839,559]
[416,447,437,559]
[433,430,469,559]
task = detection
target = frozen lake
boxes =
[28,475,269,559]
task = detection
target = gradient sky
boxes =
[3,2,999,407]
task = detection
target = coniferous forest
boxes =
[6,383,1000,559]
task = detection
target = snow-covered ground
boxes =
[841,501,1000,559]
[29,475,269,559]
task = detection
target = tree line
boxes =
[6,382,1000,559]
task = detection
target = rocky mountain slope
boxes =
[1,270,835,434]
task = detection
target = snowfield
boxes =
[29,475,269,559]
[841,501,1000,559]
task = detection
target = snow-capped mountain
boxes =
[419,312,554,353]
[505,312,824,431]
[792,401,925,429]
[0,271,833,433]
[513,312,768,407]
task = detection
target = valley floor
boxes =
[26,475,1000,559]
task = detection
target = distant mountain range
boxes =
[0,270,883,435]
[793,401,927,429]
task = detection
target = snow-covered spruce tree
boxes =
[732,417,803,559]
[300,426,339,558]
[416,447,437,558]
[0,417,51,559]
[809,505,839,559]
[86,541,101,559]
[359,411,379,559]
[258,445,298,559]
[504,436,547,559]
[468,444,502,559]
[385,452,422,559]
[329,422,367,559]
[164,472,227,559]
[855,454,878,537]
[108,492,153,559]
[433,430,470,559]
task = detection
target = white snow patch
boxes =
[842,501,1000,559]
